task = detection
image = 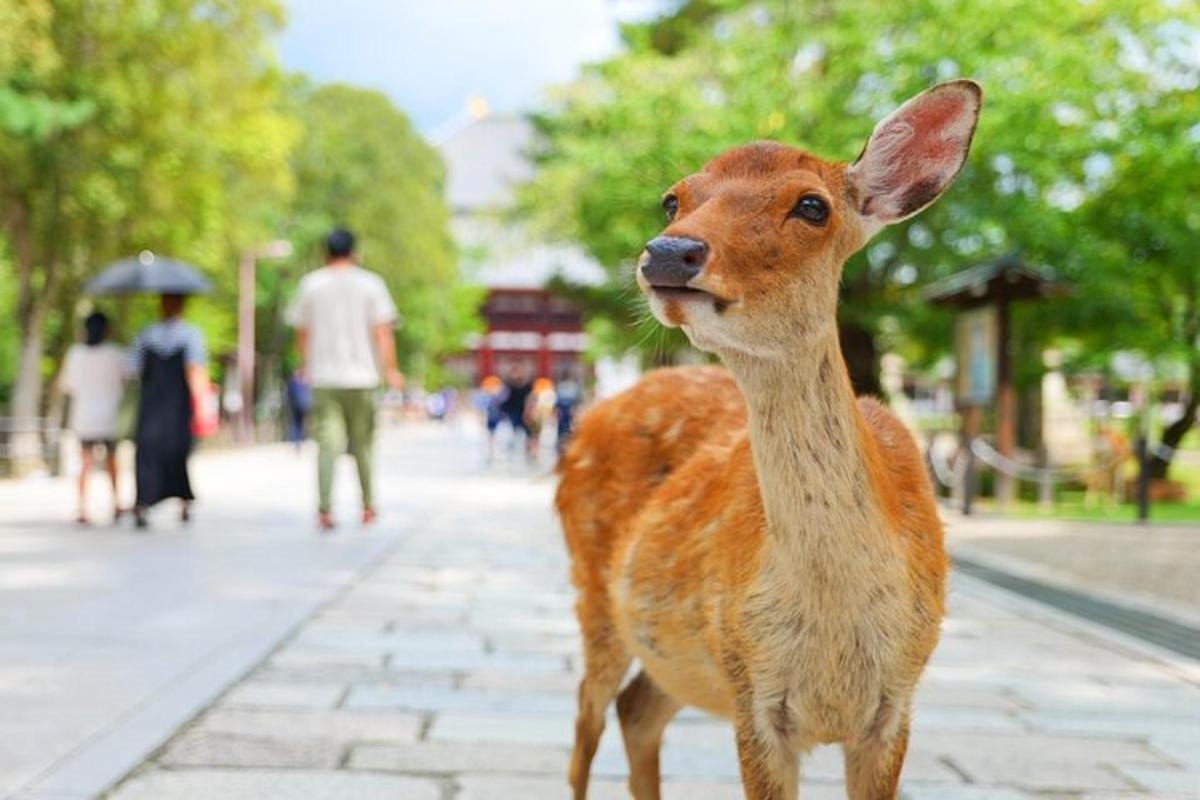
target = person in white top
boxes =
[59,312,126,524]
[286,228,403,531]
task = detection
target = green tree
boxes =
[279,83,480,384]
[522,0,1199,475]
[1067,68,1200,477]
[0,0,298,439]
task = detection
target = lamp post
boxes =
[237,240,293,442]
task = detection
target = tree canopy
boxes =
[0,0,299,418]
[520,0,1200,471]
[0,2,472,431]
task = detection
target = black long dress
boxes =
[135,350,194,507]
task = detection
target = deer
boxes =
[556,80,982,800]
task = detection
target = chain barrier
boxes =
[969,436,1155,485]
[929,433,1173,521]
[926,445,961,490]
[926,436,1133,490]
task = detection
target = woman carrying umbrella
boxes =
[128,293,210,528]
[86,252,212,529]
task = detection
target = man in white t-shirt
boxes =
[286,228,402,531]
[59,311,126,524]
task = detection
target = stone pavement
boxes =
[98,425,1200,799]
[0,429,430,800]
[944,515,1200,625]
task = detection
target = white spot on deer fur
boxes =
[697,517,723,540]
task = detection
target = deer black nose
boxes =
[642,236,708,287]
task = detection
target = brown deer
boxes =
[556,80,982,799]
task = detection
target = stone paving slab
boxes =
[218,680,346,710]
[110,768,442,800]
[189,707,423,743]
[158,729,347,769]
[348,740,570,775]
[104,425,1200,799]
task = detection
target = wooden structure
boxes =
[474,288,588,380]
[436,108,602,385]
[924,251,1068,507]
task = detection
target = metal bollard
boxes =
[1135,435,1150,523]
[962,439,977,516]
[1038,468,1053,511]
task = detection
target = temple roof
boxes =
[923,251,1070,309]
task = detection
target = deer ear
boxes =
[847,79,982,230]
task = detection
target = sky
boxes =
[278,0,665,136]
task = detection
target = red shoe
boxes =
[361,507,377,526]
[317,511,335,533]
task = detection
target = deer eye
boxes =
[662,194,679,221]
[789,194,829,225]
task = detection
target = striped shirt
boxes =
[128,318,207,375]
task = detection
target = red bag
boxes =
[191,386,219,438]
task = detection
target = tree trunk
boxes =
[10,306,47,474]
[1148,361,1198,481]
[7,200,53,473]
[838,320,883,398]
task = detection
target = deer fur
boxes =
[557,80,982,800]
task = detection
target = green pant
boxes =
[312,388,376,513]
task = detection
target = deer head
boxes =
[637,79,982,359]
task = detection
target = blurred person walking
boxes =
[129,294,210,530]
[285,367,312,448]
[287,228,402,532]
[528,376,556,463]
[499,364,534,462]
[478,374,506,464]
[58,312,127,524]
[553,370,582,456]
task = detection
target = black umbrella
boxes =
[84,250,212,296]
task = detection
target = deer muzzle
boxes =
[641,236,709,288]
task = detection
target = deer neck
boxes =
[724,329,880,554]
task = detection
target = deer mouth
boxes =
[649,286,710,300]
[649,285,734,315]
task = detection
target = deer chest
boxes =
[739,547,914,745]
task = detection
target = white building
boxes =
[435,108,604,383]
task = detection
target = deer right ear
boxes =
[847,80,982,234]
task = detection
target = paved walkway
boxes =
[0,431,431,799]
[88,426,1200,799]
[4,424,1199,798]
[945,515,1200,625]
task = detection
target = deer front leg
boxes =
[842,715,910,800]
[616,669,681,800]
[733,712,799,800]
